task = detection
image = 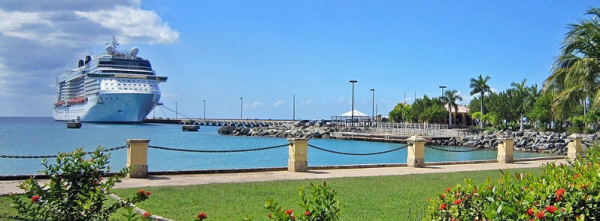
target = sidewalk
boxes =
[0,158,566,195]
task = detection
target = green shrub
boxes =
[258,182,341,221]
[425,145,600,220]
[11,147,149,221]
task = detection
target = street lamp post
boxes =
[175,102,178,119]
[293,94,295,122]
[240,98,243,120]
[439,85,446,100]
[370,88,375,125]
[349,80,357,126]
[203,100,206,120]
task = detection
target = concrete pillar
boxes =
[497,137,514,163]
[127,139,149,178]
[288,138,308,172]
[567,133,583,161]
[406,135,426,167]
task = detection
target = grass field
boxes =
[0,168,541,221]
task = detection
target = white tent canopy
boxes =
[340,110,368,117]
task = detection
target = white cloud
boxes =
[337,97,345,103]
[0,0,179,116]
[305,100,313,105]
[246,102,263,108]
[273,100,283,107]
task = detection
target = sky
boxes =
[0,1,596,120]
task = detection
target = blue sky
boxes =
[0,1,596,120]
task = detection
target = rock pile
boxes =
[218,125,366,139]
[434,131,597,154]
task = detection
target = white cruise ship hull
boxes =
[53,92,160,123]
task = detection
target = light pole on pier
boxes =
[175,102,178,119]
[349,80,357,126]
[240,97,243,120]
[203,100,206,120]
[293,94,295,122]
[439,85,446,100]
[370,88,375,123]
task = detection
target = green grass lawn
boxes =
[0,168,541,221]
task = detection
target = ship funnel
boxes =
[131,47,139,58]
[106,45,114,55]
[84,56,91,65]
[78,60,84,67]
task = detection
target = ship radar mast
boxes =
[105,36,119,55]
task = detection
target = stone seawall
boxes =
[218,125,598,155]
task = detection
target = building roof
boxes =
[341,110,368,117]
[444,104,469,113]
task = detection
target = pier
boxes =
[143,118,294,127]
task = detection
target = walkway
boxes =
[0,158,566,195]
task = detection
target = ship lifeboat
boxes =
[54,101,65,106]
[66,97,88,105]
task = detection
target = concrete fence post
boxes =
[127,139,149,178]
[288,138,308,172]
[567,133,583,161]
[497,137,514,163]
[406,135,426,167]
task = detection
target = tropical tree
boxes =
[510,79,539,132]
[470,75,491,126]
[543,7,600,119]
[412,95,447,123]
[388,103,413,123]
[441,89,463,126]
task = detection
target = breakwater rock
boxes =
[435,131,598,154]
[218,125,366,139]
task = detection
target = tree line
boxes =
[389,7,600,133]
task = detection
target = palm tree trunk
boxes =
[519,114,524,132]
[449,109,452,126]
[480,92,484,127]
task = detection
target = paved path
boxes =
[0,159,566,195]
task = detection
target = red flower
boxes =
[138,189,145,194]
[536,211,545,219]
[573,174,580,179]
[197,212,207,219]
[546,205,557,214]
[291,215,296,220]
[453,199,462,205]
[555,188,565,198]
[441,194,445,199]
[446,187,451,192]
[267,214,272,218]
[31,195,40,203]
[556,197,562,202]
[440,203,447,210]
[450,218,455,221]
[143,212,150,217]
[145,191,151,196]
[527,208,533,216]
[285,209,293,215]
[304,210,310,216]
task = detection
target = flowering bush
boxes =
[262,182,341,221]
[425,144,600,220]
[196,212,208,220]
[11,147,150,221]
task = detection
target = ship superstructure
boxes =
[53,38,167,123]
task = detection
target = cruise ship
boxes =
[53,38,167,123]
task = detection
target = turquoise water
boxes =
[0,117,554,175]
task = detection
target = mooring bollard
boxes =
[497,137,514,163]
[406,135,425,167]
[567,133,583,161]
[127,139,150,178]
[288,138,308,172]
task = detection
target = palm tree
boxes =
[511,79,533,132]
[470,75,491,126]
[543,7,600,118]
[442,89,463,126]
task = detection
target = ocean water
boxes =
[0,117,553,175]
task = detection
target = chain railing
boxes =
[425,145,485,153]
[308,144,407,156]
[0,145,128,159]
[148,144,288,153]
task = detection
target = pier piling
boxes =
[288,138,308,172]
[127,139,149,178]
[497,137,514,163]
